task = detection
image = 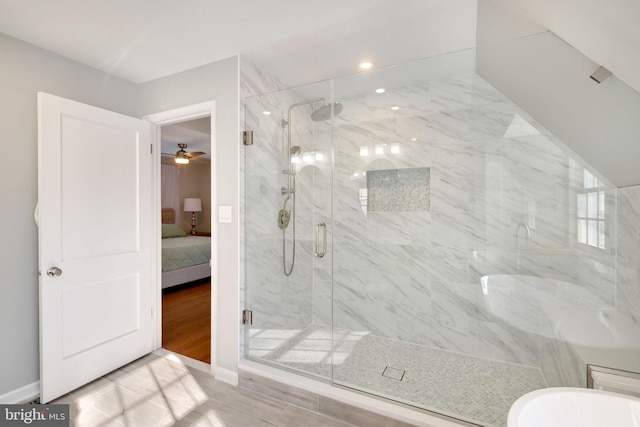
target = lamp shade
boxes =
[184,198,202,212]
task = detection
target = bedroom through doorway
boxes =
[159,116,212,364]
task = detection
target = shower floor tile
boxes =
[256,324,547,427]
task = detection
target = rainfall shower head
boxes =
[311,102,343,122]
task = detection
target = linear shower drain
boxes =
[382,366,405,381]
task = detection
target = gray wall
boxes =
[138,55,240,374]
[0,33,141,398]
[0,32,241,399]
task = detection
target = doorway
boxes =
[145,101,217,370]
[160,117,212,363]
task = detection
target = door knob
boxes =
[46,267,62,277]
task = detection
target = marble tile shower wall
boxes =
[538,184,640,387]
[329,65,618,368]
[618,186,640,319]
[242,54,631,386]
[244,75,334,334]
[240,59,288,356]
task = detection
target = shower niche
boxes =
[366,167,431,212]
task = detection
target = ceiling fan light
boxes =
[175,156,189,164]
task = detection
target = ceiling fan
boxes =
[162,143,206,164]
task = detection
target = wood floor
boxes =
[162,279,211,363]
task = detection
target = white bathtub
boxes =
[481,274,640,371]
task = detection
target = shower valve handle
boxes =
[277,209,291,229]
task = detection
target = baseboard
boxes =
[0,381,40,404]
[214,365,239,385]
[153,348,211,374]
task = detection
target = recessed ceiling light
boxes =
[359,62,373,70]
[262,111,271,115]
[375,88,385,94]
[410,138,417,141]
[391,106,399,110]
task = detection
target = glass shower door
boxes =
[244,81,334,379]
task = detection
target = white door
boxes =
[37,93,154,403]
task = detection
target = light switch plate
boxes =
[219,206,232,223]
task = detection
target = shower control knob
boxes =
[277,209,291,229]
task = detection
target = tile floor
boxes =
[51,353,358,427]
[259,325,548,426]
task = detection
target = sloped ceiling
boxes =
[495,0,640,95]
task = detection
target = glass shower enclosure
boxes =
[244,38,633,426]
[244,79,334,378]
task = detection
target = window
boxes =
[576,169,605,249]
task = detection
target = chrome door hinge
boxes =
[242,130,253,146]
[242,309,253,325]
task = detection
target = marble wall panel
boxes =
[243,69,336,349]
[330,61,619,369]
[617,186,640,319]
[240,58,287,356]
[539,314,586,387]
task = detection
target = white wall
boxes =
[488,0,640,98]
[476,0,544,45]
[0,33,141,399]
[476,0,640,188]
[138,55,240,374]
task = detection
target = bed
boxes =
[161,208,211,289]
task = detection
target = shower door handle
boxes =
[315,222,327,258]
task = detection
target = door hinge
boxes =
[150,143,153,154]
[242,130,253,146]
[242,309,253,325]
